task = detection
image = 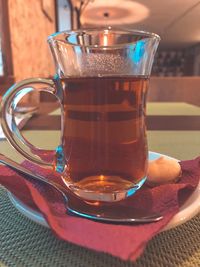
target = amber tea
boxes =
[59,76,149,201]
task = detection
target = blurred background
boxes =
[0,0,200,105]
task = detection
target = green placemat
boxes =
[0,188,199,267]
[1,130,199,162]
[147,102,200,116]
[49,103,200,116]
[147,131,200,160]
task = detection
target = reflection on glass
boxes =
[0,35,4,76]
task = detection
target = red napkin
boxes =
[0,157,199,262]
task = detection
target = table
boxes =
[0,102,200,267]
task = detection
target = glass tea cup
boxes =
[1,28,160,203]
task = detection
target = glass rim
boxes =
[47,27,161,49]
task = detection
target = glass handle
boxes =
[0,77,61,167]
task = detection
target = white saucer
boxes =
[8,152,200,231]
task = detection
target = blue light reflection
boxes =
[129,40,146,64]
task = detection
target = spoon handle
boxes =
[0,154,69,205]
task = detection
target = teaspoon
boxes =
[0,153,163,224]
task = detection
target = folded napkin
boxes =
[0,157,199,262]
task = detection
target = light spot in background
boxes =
[81,0,149,26]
